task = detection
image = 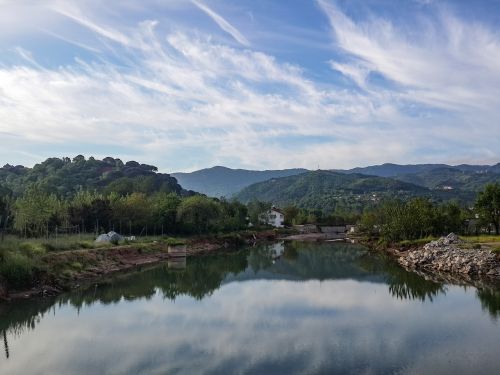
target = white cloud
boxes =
[0,1,498,170]
[191,0,250,46]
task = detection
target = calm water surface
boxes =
[1,241,499,374]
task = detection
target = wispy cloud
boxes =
[50,2,131,46]
[0,1,499,170]
[191,0,250,46]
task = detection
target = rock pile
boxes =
[398,233,500,278]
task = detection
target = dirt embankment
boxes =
[1,230,279,301]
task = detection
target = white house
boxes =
[260,207,285,228]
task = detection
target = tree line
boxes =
[0,186,249,238]
[1,178,499,241]
[358,183,500,242]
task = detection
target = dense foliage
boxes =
[394,167,500,192]
[475,183,500,234]
[236,170,429,214]
[0,156,189,198]
[358,198,467,242]
[3,188,248,238]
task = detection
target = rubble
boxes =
[397,233,500,279]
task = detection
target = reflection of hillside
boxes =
[2,241,498,348]
[240,242,446,302]
[240,241,384,282]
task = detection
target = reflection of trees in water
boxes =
[0,250,249,345]
[3,329,9,359]
[1,242,497,345]
[477,288,500,320]
[358,253,446,302]
[0,297,57,359]
[59,250,249,309]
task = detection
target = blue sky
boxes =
[0,0,499,172]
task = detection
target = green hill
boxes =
[172,166,307,197]
[394,167,500,191]
[339,162,500,178]
[0,156,188,198]
[235,170,431,213]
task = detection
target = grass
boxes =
[0,251,38,288]
[461,235,500,244]
[398,237,437,248]
[0,234,99,254]
[161,237,186,246]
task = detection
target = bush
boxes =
[70,261,83,270]
[0,252,37,288]
[19,242,46,256]
[162,237,186,246]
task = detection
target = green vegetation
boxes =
[236,170,430,214]
[172,166,307,197]
[462,235,500,243]
[357,184,500,244]
[359,198,466,242]
[0,156,187,198]
[475,183,500,234]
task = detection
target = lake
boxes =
[1,241,499,374]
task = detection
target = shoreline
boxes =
[0,230,279,302]
[369,234,500,287]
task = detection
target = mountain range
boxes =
[2,158,499,213]
[173,163,500,198]
[172,166,307,198]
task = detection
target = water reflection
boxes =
[1,241,499,374]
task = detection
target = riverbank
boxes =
[396,233,500,279]
[0,230,279,301]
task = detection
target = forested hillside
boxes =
[172,166,307,197]
[0,156,189,198]
[340,162,500,177]
[235,170,431,213]
[394,167,500,191]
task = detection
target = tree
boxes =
[283,206,299,226]
[14,185,67,237]
[150,192,182,234]
[247,201,272,227]
[475,183,500,234]
[0,195,13,241]
[177,195,220,234]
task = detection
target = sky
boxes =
[0,0,499,172]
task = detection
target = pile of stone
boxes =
[398,233,500,278]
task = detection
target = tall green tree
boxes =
[14,185,67,237]
[177,196,220,234]
[475,183,500,234]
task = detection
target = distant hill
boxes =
[171,162,500,198]
[394,167,500,191]
[338,162,500,178]
[0,156,189,198]
[172,166,308,197]
[235,170,431,213]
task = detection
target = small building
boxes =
[260,207,285,228]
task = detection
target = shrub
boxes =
[0,252,36,288]
[41,242,56,252]
[19,242,46,256]
[162,237,186,246]
[70,262,83,271]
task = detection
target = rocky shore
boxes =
[397,233,500,279]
